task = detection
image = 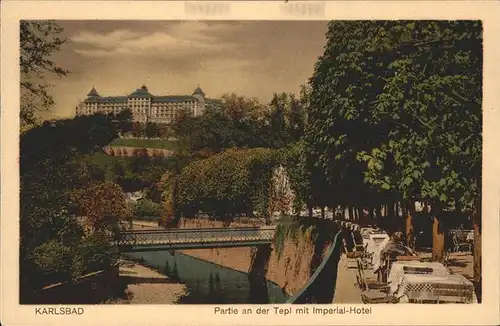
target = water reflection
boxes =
[126,251,288,304]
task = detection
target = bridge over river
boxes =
[114,226,276,252]
[113,223,344,305]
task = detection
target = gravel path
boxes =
[114,260,188,304]
[332,254,363,303]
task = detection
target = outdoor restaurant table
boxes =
[367,233,390,270]
[388,261,450,295]
[360,228,373,245]
[394,273,477,303]
[361,231,377,250]
[365,233,390,255]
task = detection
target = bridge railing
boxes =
[114,227,276,247]
[123,226,276,234]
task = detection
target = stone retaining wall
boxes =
[177,218,318,296]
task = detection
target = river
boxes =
[125,250,290,304]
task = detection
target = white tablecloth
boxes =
[388,261,450,295]
[365,234,389,270]
[395,273,477,303]
[466,231,474,241]
[366,234,390,254]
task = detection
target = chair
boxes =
[342,238,349,254]
[361,292,398,304]
[356,259,389,291]
[347,251,364,259]
[343,238,361,269]
[433,282,474,304]
[354,244,365,252]
[351,232,365,252]
[453,234,472,253]
[381,255,419,283]
[356,259,397,303]
[361,251,373,269]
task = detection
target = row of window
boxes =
[78,110,174,121]
[78,108,193,116]
[86,101,196,105]
[80,106,196,112]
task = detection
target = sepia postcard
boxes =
[1,1,500,325]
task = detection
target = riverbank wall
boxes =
[177,217,338,296]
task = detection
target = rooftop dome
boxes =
[193,86,205,96]
[129,85,153,98]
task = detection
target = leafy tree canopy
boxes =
[20,20,69,131]
[175,148,281,223]
[306,20,482,213]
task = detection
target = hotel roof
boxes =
[128,85,153,98]
[153,95,197,103]
[84,85,203,103]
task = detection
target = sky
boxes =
[38,20,329,119]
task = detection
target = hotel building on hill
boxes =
[76,85,213,123]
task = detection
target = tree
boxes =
[20,114,120,298]
[132,198,164,218]
[20,21,69,132]
[20,159,97,256]
[288,93,307,142]
[281,142,314,217]
[72,181,130,232]
[21,114,118,172]
[115,109,133,134]
[170,92,309,158]
[306,60,376,220]
[268,93,292,148]
[112,161,125,177]
[172,102,271,157]
[220,93,262,121]
[31,239,75,283]
[145,122,160,138]
[307,20,482,292]
[354,21,482,261]
[173,107,194,124]
[174,148,281,224]
[130,122,143,137]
